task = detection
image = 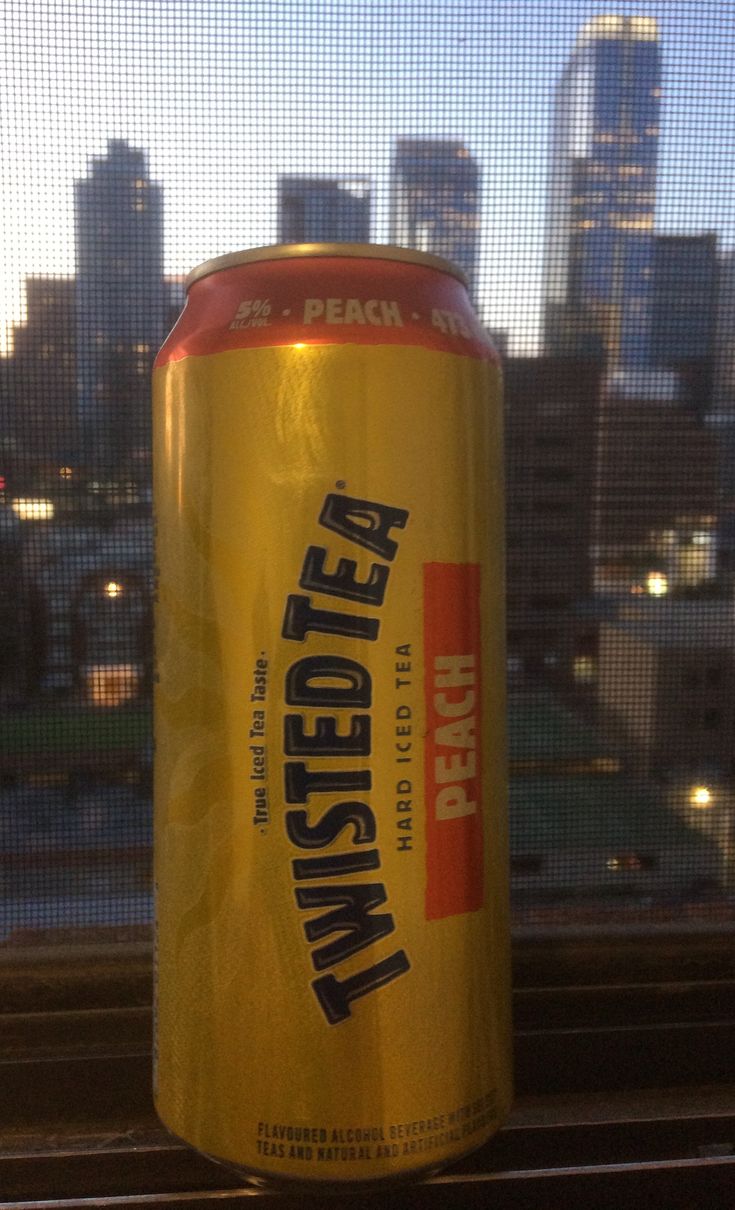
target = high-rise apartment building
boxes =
[714,251,735,415]
[75,140,166,471]
[389,140,480,298]
[599,602,735,780]
[651,233,718,415]
[710,252,735,576]
[9,277,78,467]
[504,357,601,681]
[164,276,187,333]
[278,176,371,243]
[593,391,719,595]
[543,15,661,369]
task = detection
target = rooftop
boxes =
[577,15,659,49]
[510,774,712,852]
[604,600,734,649]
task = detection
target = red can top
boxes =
[155,243,499,367]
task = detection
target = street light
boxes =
[689,785,713,808]
[685,783,733,893]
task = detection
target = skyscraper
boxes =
[543,15,661,370]
[389,140,480,299]
[278,176,371,243]
[651,233,718,415]
[75,139,166,471]
[711,252,735,577]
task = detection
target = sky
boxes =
[1,0,735,355]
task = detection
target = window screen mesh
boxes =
[1,0,734,946]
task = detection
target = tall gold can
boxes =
[153,243,511,1189]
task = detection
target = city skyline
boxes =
[2,1,735,356]
[3,1,735,942]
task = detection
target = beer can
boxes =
[153,243,512,1190]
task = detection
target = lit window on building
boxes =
[613,216,654,230]
[11,498,55,521]
[606,854,649,872]
[85,663,141,708]
[573,655,597,684]
[646,571,669,596]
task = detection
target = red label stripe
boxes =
[423,563,484,920]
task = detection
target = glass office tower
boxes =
[543,16,661,370]
[278,176,371,243]
[389,139,480,300]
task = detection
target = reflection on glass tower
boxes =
[75,140,166,471]
[389,140,480,300]
[543,15,661,370]
[278,176,371,243]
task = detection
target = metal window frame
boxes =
[1,933,733,1206]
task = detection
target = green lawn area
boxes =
[508,691,610,762]
[0,706,151,754]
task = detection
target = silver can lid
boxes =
[185,242,468,292]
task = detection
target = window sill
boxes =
[1,1087,734,1208]
[1,934,733,1206]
